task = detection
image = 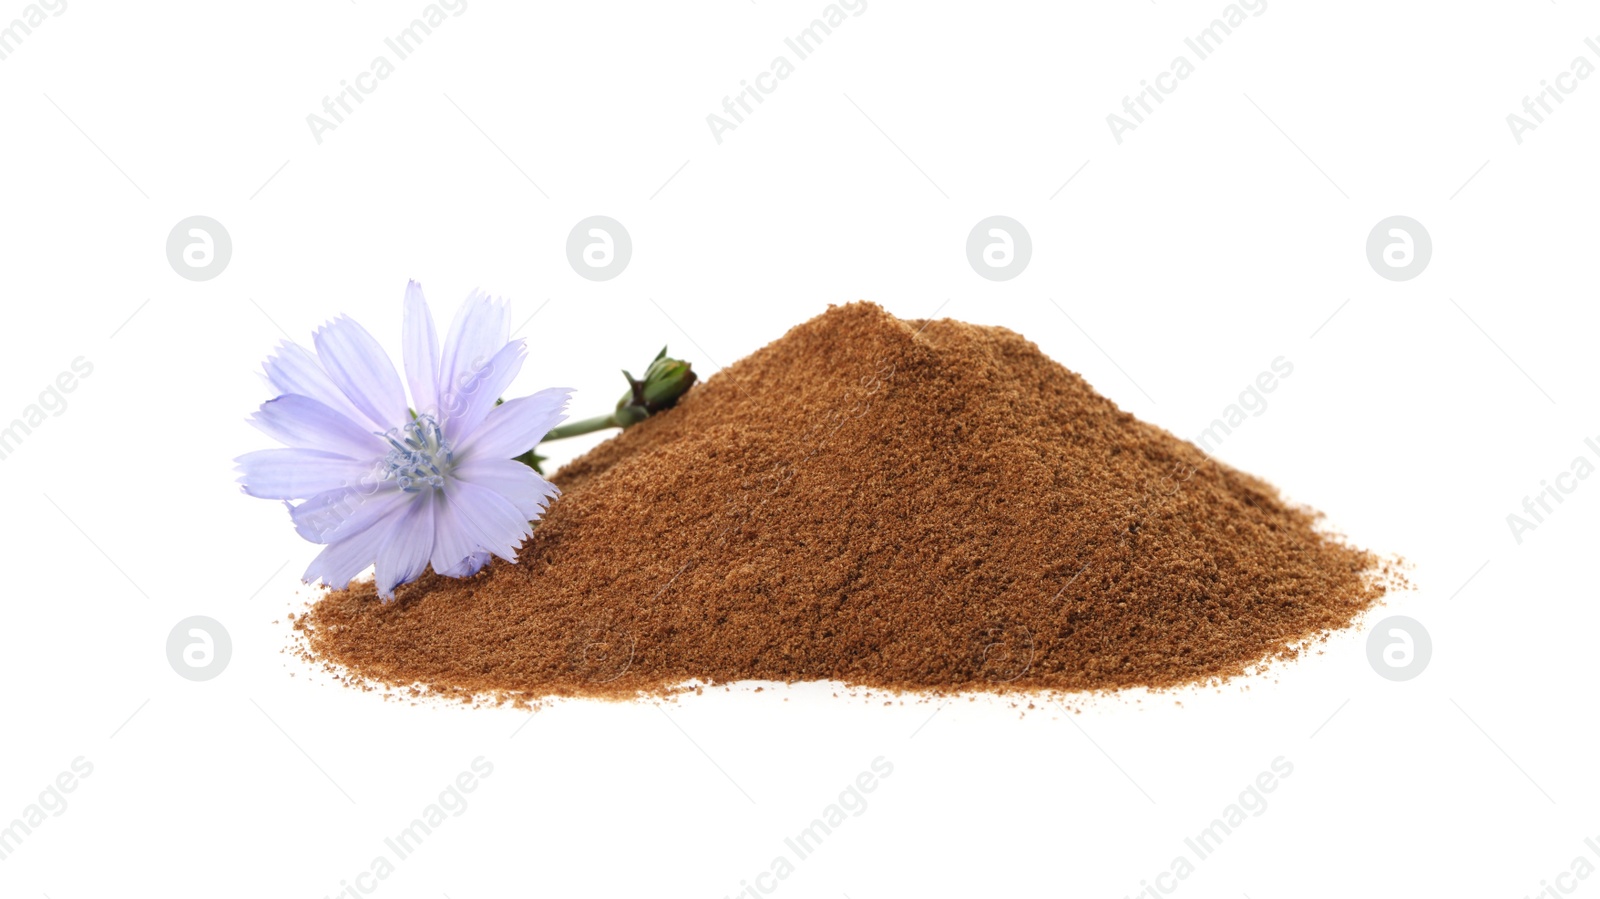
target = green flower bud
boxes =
[616,347,696,423]
[513,347,699,459]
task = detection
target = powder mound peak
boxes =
[299,301,1389,701]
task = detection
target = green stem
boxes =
[542,413,621,441]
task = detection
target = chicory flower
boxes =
[236,282,570,600]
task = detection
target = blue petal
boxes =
[437,551,490,579]
[402,281,441,418]
[312,315,408,432]
[429,492,481,579]
[374,490,436,599]
[452,456,559,521]
[262,341,369,425]
[443,339,526,440]
[289,482,409,545]
[459,387,572,461]
[249,394,387,460]
[236,449,378,500]
[445,478,532,562]
[437,290,510,417]
[303,521,392,592]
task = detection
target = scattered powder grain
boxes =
[297,302,1394,702]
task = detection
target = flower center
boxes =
[380,414,453,492]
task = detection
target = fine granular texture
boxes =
[297,302,1393,702]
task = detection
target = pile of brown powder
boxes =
[297,302,1393,702]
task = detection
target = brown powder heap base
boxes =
[297,302,1391,702]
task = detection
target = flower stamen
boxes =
[380,413,452,492]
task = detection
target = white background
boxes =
[2,1,1597,896]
